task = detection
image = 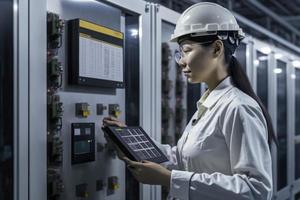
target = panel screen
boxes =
[68,19,124,88]
[74,141,91,155]
[71,123,95,164]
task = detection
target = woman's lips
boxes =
[183,71,191,76]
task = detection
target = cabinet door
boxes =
[0,1,14,200]
[276,60,288,191]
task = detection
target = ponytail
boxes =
[227,54,278,146]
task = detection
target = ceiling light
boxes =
[273,68,282,74]
[292,60,300,67]
[130,29,138,37]
[291,74,296,79]
[260,47,271,54]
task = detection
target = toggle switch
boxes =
[76,183,89,198]
[48,168,64,197]
[75,103,91,118]
[96,104,107,115]
[50,95,63,119]
[48,134,63,165]
[108,104,121,118]
[51,102,63,118]
[105,142,117,158]
[47,58,63,89]
[96,179,105,191]
[107,176,119,195]
[48,58,63,77]
[47,12,64,49]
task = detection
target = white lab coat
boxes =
[156,76,273,200]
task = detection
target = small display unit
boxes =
[68,19,124,88]
[102,126,168,163]
[71,123,95,164]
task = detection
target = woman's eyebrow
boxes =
[180,43,192,48]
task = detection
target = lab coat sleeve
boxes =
[169,103,273,200]
[152,139,179,170]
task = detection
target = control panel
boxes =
[46,1,128,199]
[71,123,95,164]
[47,12,65,200]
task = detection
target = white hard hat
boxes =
[170,2,245,42]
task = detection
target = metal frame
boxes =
[285,58,295,200]
[28,0,47,199]
[14,0,30,199]
[290,52,300,200]
[154,4,180,139]
[241,36,255,86]
[154,5,180,200]
[276,53,292,200]
[292,56,300,200]
[150,3,161,200]
[15,0,48,199]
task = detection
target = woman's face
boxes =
[177,40,216,83]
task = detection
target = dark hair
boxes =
[224,45,278,147]
[178,34,278,146]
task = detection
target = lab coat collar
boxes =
[196,89,210,109]
[200,76,234,109]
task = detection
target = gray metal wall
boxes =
[47,0,126,199]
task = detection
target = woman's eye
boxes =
[182,48,192,53]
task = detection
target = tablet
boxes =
[102,126,168,163]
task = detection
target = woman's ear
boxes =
[212,40,224,58]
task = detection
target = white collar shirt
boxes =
[156,76,273,200]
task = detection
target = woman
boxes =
[103,2,275,200]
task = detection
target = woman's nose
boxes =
[178,58,186,68]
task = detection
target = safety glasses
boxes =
[174,40,214,64]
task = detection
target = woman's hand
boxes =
[102,116,127,160]
[124,157,171,187]
[102,117,171,187]
[102,116,127,128]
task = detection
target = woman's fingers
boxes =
[126,162,140,175]
[103,116,117,121]
[123,158,143,169]
[102,118,126,128]
[103,116,120,124]
[107,116,118,121]
[105,116,126,126]
[123,157,133,165]
[123,157,138,167]
[102,119,118,126]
